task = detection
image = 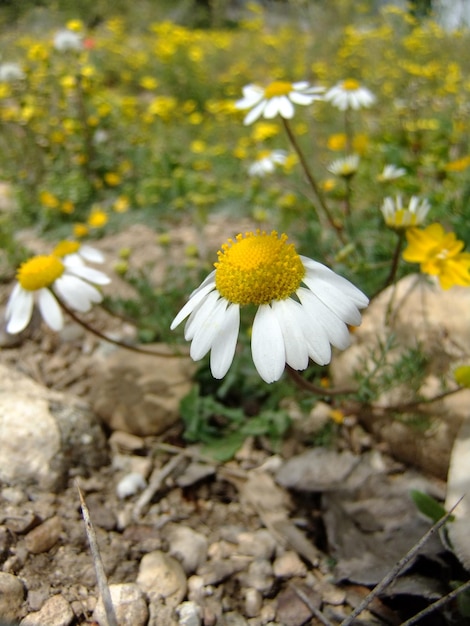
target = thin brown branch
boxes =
[57,297,187,358]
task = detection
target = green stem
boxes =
[281,118,346,245]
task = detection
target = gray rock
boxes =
[0,572,24,622]
[19,594,74,626]
[164,524,208,574]
[136,550,187,604]
[0,364,108,491]
[91,344,195,436]
[93,583,148,626]
[176,601,202,626]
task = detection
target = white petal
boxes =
[236,85,264,109]
[170,278,216,330]
[190,295,228,361]
[289,92,317,106]
[79,245,105,263]
[54,275,100,312]
[38,288,63,331]
[301,258,369,308]
[244,100,267,125]
[263,96,282,119]
[5,284,34,334]
[210,303,240,379]
[276,96,295,119]
[66,263,111,285]
[184,289,221,341]
[291,292,332,364]
[251,305,286,383]
[271,299,309,371]
[297,288,351,350]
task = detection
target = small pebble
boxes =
[19,594,74,626]
[116,472,147,499]
[24,516,62,554]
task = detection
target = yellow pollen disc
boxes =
[17,255,65,291]
[214,231,305,306]
[342,78,360,91]
[264,81,293,98]
[52,240,80,257]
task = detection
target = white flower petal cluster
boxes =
[325,81,375,111]
[5,256,110,335]
[0,62,25,83]
[381,195,430,230]
[327,154,360,177]
[248,150,287,177]
[171,256,368,384]
[53,29,83,52]
[377,164,407,182]
[236,81,324,126]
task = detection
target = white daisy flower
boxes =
[236,81,325,126]
[325,79,376,111]
[5,254,110,335]
[53,29,83,52]
[248,150,287,177]
[52,240,105,264]
[381,195,430,230]
[377,164,406,182]
[171,230,368,384]
[0,62,25,83]
[327,154,360,178]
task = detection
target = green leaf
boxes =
[410,489,453,523]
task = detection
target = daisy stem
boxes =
[286,366,357,396]
[56,297,188,358]
[281,118,347,245]
[371,230,405,300]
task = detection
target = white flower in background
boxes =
[53,29,83,52]
[327,154,360,178]
[381,195,430,230]
[325,79,376,111]
[52,240,105,264]
[171,230,368,384]
[236,81,325,126]
[5,254,110,334]
[377,164,407,182]
[0,62,25,82]
[248,150,287,177]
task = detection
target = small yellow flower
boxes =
[88,208,108,228]
[113,196,130,213]
[73,223,89,238]
[104,172,121,186]
[39,191,60,209]
[61,200,75,214]
[454,365,470,388]
[140,76,159,90]
[403,223,470,289]
[444,156,470,172]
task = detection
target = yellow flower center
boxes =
[17,255,65,291]
[264,81,293,98]
[342,78,360,91]
[215,231,305,306]
[52,240,80,257]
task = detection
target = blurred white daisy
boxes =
[236,81,324,126]
[381,195,430,230]
[325,79,375,111]
[248,150,287,177]
[0,62,25,83]
[52,240,105,264]
[171,230,368,384]
[5,254,110,334]
[377,164,407,182]
[327,154,360,178]
[53,29,83,52]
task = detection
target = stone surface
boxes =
[24,516,62,554]
[92,583,149,626]
[0,572,24,622]
[136,550,187,603]
[19,594,74,626]
[0,364,109,491]
[91,344,195,436]
[164,524,209,575]
[331,274,470,478]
